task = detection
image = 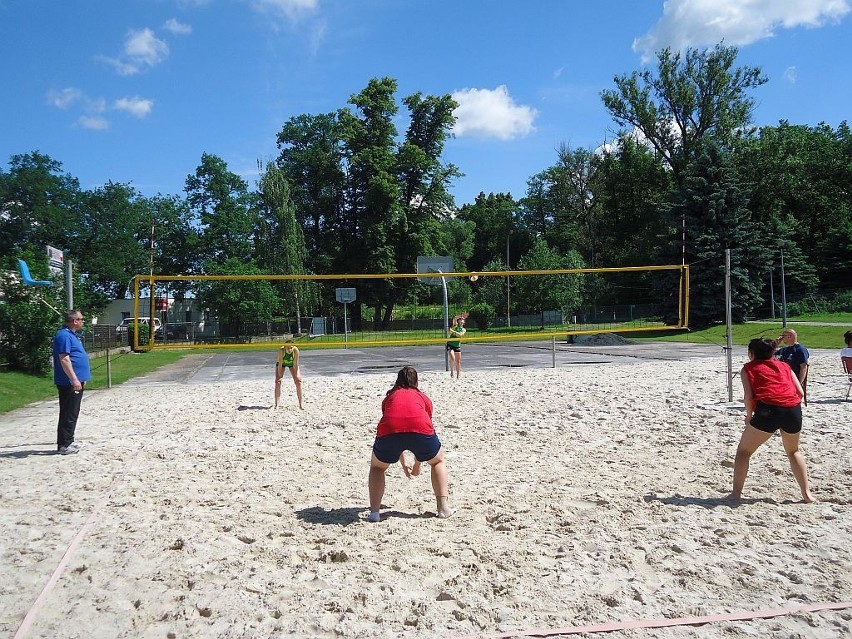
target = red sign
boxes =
[155,297,168,311]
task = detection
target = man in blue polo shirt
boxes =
[53,310,91,454]
[776,328,810,386]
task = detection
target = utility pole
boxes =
[506,230,512,328]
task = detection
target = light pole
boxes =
[506,230,512,328]
[779,244,788,328]
[769,268,775,319]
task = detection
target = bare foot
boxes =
[437,508,453,519]
[802,493,818,504]
[724,492,742,502]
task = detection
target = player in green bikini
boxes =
[274,341,304,409]
[446,314,466,378]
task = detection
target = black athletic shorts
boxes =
[373,432,442,463]
[750,401,802,434]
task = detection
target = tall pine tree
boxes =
[667,143,769,326]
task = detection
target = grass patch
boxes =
[87,350,186,388]
[0,349,186,414]
[0,370,56,414]
[628,322,849,350]
[770,312,852,323]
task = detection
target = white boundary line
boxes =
[13,448,146,639]
[448,601,852,638]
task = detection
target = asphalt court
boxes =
[126,341,745,385]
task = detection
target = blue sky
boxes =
[2,0,850,207]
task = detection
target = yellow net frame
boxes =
[130,264,690,351]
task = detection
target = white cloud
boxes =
[114,97,154,118]
[47,87,82,109]
[451,86,537,141]
[85,97,107,114]
[98,56,138,75]
[78,115,110,130]
[125,28,170,66]
[252,0,319,20]
[102,27,170,75]
[783,66,798,83]
[635,0,851,60]
[164,18,192,35]
[308,20,327,55]
[48,87,155,127]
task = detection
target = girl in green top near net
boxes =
[446,314,467,378]
[274,341,304,409]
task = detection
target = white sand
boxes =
[1,353,850,638]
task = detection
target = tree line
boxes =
[2,43,850,372]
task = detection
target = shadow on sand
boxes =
[295,505,432,525]
[643,493,781,509]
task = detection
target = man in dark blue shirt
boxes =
[52,310,91,454]
[776,328,809,386]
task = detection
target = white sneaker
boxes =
[367,511,381,522]
[58,445,79,455]
[67,441,84,451]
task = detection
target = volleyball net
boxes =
[129,264,689,351]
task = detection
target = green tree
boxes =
[520,173,552,241]
[733,121,848,297]
[457,193,527,272]
[515,240,585,324]
[185,153,257,266]
[75,182,152,300]
[394,91,461,273]
[668,143,769,326]
[0,151,81,263]
[148,194,200,298]
[593,134,673,268]
[256,162,318,332]
[276,78,460,329]
[0,274,61,375]
[466,302,494,331]
[194,258,279,338]
[476,257,510,319]
[275,112,346,274]
[601,43,766,182]
[338,77,400,279]
[523,145,600,266]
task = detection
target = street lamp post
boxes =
[779,245,788,328]
[769,268,775,319]
[506,230,512,328]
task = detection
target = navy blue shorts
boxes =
[750,401,802,434]
[373,432,442,464]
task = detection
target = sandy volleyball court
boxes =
[1,351,850,638]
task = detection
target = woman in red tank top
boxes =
[729,338,816,503]
[367,366,452,522]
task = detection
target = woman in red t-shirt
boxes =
[730,338,816,503]
[368,366,452,522]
